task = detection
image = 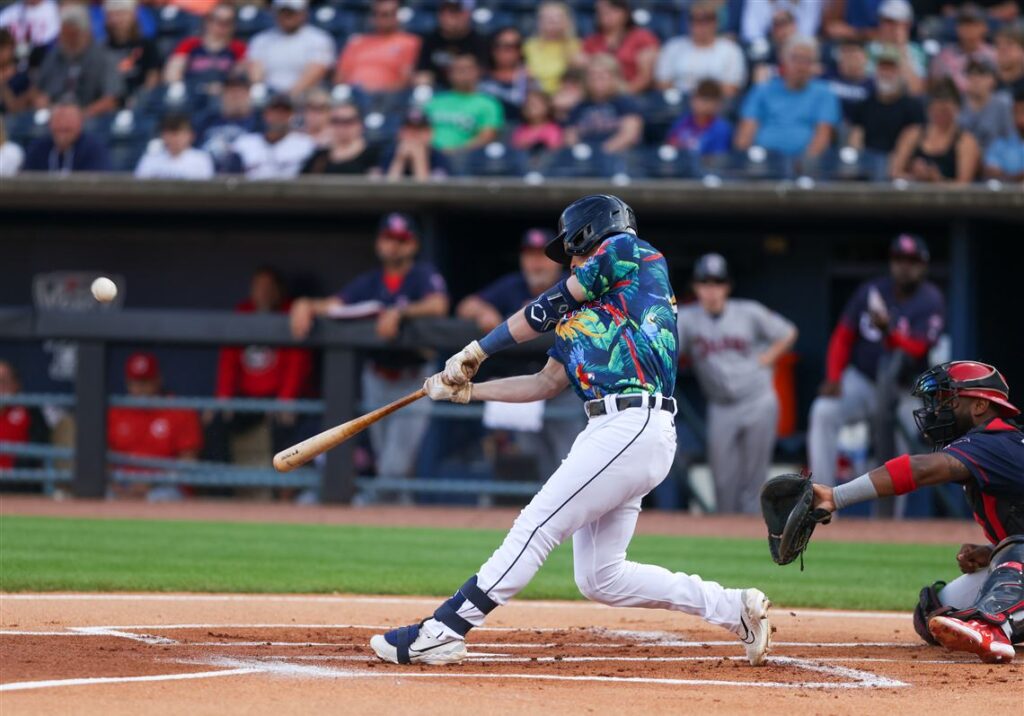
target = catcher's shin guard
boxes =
[913,581,949,645]
[948,536,1024,644]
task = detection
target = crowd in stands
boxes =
[1,0,1022,182]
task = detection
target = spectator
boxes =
[735,36,841,158]
[582,0,659,94]
[164,2,246,90]
[563,53,643,153]
[425,53,504,151]
[890,78,981,183]
[808,235,944,489]
[677,254,798,514]
[414,0,488,88]
[551,66,585,123]
[523,1,582,94]
[135,113,214,180]
[88,0,156,44]
[197,72,261,171]
[983,86,1024,181]
[107,352,203,500]
[827,39,873,120]
[479,26,535,119]
[656,0,746,98]
[334,0,420,92]
[289,213,450,485]
[848,47,926,154]
[946,0,1021,23]
[959,59,1014,149]
[232,94,315,179]
[511,88,563,152]
[205,267,312,463]
[247,0,334,98]
[867,0,926,95]
[0,115,23,175]
[379,106,452,180]
[33,4,121,117]
[742,0,822,44]
[0,0,60,67]
[1,28,32,113]
[22,99,111,172]
[456,228,579,479]
[0,361,50,472]
[930,3,997,93]
[995,26,1024,95]
[102,0,160,102]
[301,100,380,175]
[822,0,884,41]
[665,78,733,156]
[301,87,331,146]
[749,6,798,86]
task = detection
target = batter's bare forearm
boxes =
[398,293,449,318]
[471,359,568,403]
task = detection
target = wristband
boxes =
[478,321,515,356]
[886,454,917,495]
[832,474,879,510]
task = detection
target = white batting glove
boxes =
[424,373,472,404]
[442,340,487,386]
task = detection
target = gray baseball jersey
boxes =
[677,299,795,405]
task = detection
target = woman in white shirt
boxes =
[656,0,747,98]
[0,115,24,176]
[135,113,215,180]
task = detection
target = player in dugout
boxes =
[456,228,581,479]
[812,360,1024,663]
[107,352,203,500]
[0,360,51,477]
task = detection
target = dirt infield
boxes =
[0,495,984,544]
[2,594,1021,715]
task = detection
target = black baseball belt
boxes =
[584,394,677,418]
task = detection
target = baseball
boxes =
[90,277,118,303]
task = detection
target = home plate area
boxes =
[1,596,1022,715]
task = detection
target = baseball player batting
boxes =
[370,194,773,667]
[810,361,1024,663]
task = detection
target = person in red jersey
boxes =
[813,360,1024,664]
[205,267,312,463]
[0,360,50,475]
[108,352,202,499]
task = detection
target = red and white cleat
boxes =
[928,615,1016,664]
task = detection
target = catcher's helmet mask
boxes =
[912,361,1020,447]
[546,194,638,266]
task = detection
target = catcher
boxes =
[762,360,1023,663]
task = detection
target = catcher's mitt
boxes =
[760,473,832,568]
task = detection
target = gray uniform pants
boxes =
[707,390,778,514]
[362,363,433,478]
[808,366,918,487]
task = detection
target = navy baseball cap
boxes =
[378,212,418,241]
[521,228,554,251]
[890,234,929,262]
[693,253,730,282]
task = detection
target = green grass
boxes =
[0,515,960,610]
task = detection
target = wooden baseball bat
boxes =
[273,388,427,472]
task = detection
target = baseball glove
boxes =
[760,473,832,568]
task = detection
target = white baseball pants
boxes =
[454,403,747,634]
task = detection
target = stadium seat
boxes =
[399,6,438,34]
[471,7,516,35]
[632,9,680,41]
[623,145,699,180]
[699,148,793,181]
[633,89,687,146]
[458,143,529,177]
[233,4,274,40]
[85,110,158,173]
[362,111,401,145]
[799,147,890,183]
[534,144,619,179]
[154,5,201,57]
[311,5,358,45]
[5,110,50,149]
[134,82,209,120]
[363,89,412,116]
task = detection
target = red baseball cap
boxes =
[377,212,418,241]
[125,352,160,381]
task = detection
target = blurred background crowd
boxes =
[1,0,1023,183]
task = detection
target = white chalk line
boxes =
[197,656,909,690]
[0,593,910,619]
[269,654,968,666]
[0,668,261,693]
